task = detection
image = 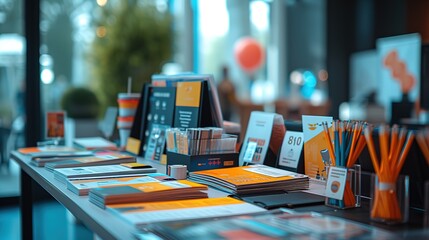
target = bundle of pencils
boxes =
[364,124,414,222]
[322,120,367,208]
[416,128,429,166]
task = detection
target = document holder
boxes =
[231,191,325,210]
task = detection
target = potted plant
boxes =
[89,0,173,112]
[61,87,102,138]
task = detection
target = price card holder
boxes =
[276,131,304,173]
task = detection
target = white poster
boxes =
[377,33,421,121]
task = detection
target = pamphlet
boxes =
[302,115,333,179]
[239,111,285,166]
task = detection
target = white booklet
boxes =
[53,164,157,183]
[73,137,118,151]
[67,173,171,196]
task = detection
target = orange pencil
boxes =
[394,132,414,180]
[364,126,380,175]
[416,132,429,165]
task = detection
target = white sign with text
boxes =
[279,131,303,169]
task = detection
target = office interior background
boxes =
[1,0,429,239]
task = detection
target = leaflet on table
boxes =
[67,173,172,195]
[45,151,135,170]
[18,146,89,157]
[190,165,304,185]
[107,197,266,226]
[29,151,95,167]
[53,164,157,183]
[145,210,395,239]
[73,137,118,151]
[239,111,285,166]
[302,115,333,180]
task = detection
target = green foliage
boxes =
[61,87,100,119]
[89,1,173,111]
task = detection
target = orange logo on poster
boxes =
[308,123,318,131]
[331,181,341,193]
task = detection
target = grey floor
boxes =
[0,201,93,240]
[0,161,20,197]
[0,162,93,239]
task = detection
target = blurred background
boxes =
[1,0,429,238]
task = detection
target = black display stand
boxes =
[128,78,223,159]
[390,93,414,125]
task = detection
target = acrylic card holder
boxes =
[166,127,239,172]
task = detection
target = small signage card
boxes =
[325,166,347,200]
[302,115,333,180]
[278,131,304,169]
[46,111,65,139]
[144,124,169,162]
[239,111,285,166]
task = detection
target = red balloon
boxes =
[234,37,265,73]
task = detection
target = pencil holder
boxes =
[370,174,409,224]
[325,164,361,209]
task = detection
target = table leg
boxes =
[20,169,33,240]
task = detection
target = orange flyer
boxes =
[302,115,333,180]
[108,197,244,213]
[190,165,299,186]
[122,180,207,193]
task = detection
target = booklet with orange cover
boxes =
[67,173,173,196]
[89,179,208,208]
[107,197,266,226]
[188,164,309,195]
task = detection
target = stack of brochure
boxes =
[73,137,118,151]
[88,180,208,208]
[53,164,157,184]
[67,173,174,196]
[44,151,135,171]
[188,165,309,195]
[18,146,94,167]
[30,151,95,167]
[107,197,266,227]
